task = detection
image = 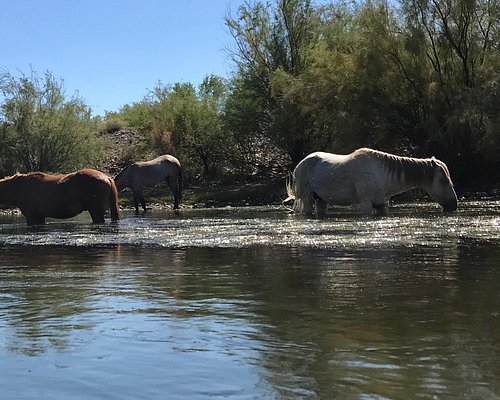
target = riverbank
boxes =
[116,179,500,210]
[116,178,288,210]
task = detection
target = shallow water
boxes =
[0,201,499,399]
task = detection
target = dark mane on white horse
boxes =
[354,148,437,187]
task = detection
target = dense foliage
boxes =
[104,76,241,180]
[225,0,499,189]
[1,0,498,192]
[0,70,102,177]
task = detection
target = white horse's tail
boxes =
[282,173,302,213]
[284,173,295,203]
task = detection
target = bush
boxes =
[0,69,103,175]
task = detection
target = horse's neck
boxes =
[388,176,420,196]
[385,157,431,196]
[114,167,130,189]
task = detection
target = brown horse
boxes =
[0,169,120,225]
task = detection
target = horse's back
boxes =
[137,154,180,168]
[129,155,181,186]
[60,169,110,185]
[294,152,352,184]
[57,169,112,204]
[296,151,352,171]
[156,154,180,166]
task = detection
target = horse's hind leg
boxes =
[166,178,180,210]
[172,187,180,210]
[132,190,141,213]
[172,193,179,210]
[302,195,315,216]
[89,209,105,224]
[292,199,303,214]
[315,197,328,218]
[139,193,147,212]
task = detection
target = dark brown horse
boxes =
[0,169,120,225]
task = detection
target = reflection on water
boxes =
[0,201,499,399]
[1,201,499,249]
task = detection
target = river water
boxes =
[0,201,499,399]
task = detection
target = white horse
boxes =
[285,148,458,216]
[114,154,182,212]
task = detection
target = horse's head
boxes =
[113,166,129,192]
[427,158,458,212]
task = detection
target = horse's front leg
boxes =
[359,199,374,216]
[373,202,389,216]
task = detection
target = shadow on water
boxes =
[0,201,499,399]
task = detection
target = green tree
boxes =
[226,0,499,188]
[274,1,411,152]
[0,70,102,175]
[226,0,321,165]
[109,76,234,181]
[399,0,500,185]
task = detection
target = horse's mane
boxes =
[19,172,47,178]
[113,165,130,181]
[1,172,46,182]
[354,148,439,186]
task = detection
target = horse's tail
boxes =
[109,178,120,221]
[282,173,297,212]
[284,172,295,203]
[282,172,305,214]
[177,165,183,203]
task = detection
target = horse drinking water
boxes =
[0,169,120,225]
[286,148,458,216]
[113,154,183,212]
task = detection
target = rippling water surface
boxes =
[0,201,499,399]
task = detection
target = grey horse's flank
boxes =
[286,148,458,217]
[114,154,183,212]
